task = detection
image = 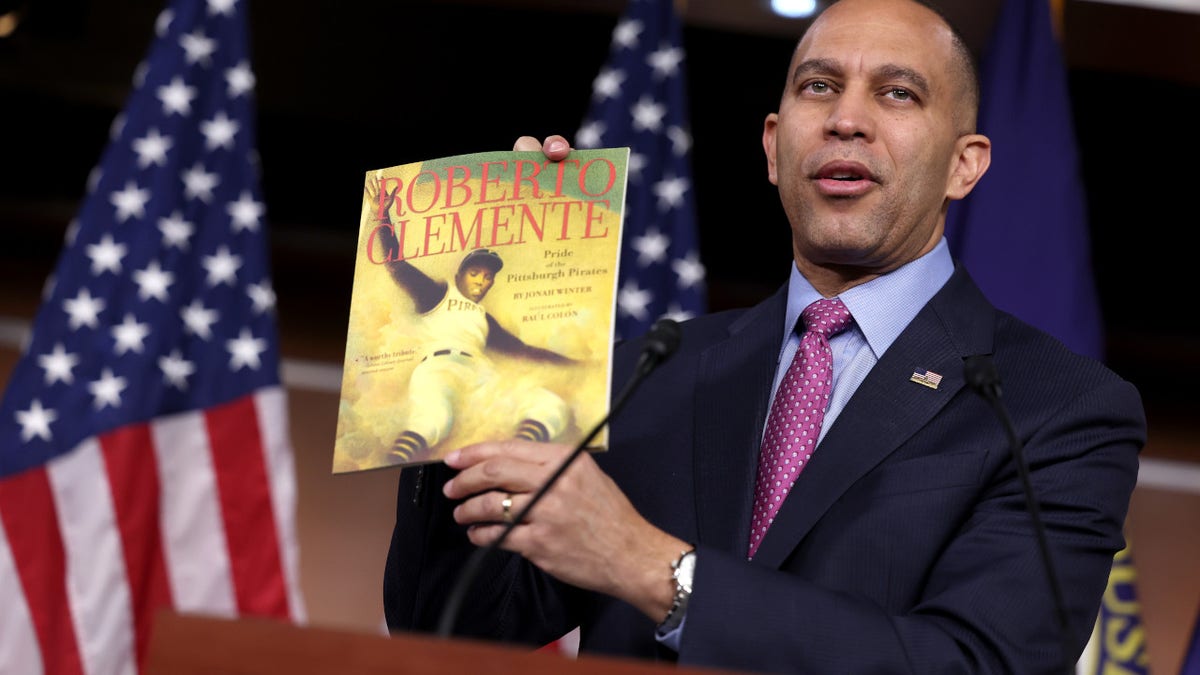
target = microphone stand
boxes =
[964,355,1074,675]
[436,319,680,639]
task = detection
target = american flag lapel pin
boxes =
[910,368,943,389]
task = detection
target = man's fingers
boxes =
[444,451,553,499]
[513,135,543,152]
[465,521,533,550]
[448,438,571,469]
[512,134,572,160]
[453,490,516,526]
[542,135,571,159]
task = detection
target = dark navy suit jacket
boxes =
[383,265,1145,674]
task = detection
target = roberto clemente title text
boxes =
[365,157,620,264]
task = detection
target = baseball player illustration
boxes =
[372,187,576,463]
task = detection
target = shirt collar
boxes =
[783,237,954,358]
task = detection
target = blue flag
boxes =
[945,0,1103,359]
[1183,605,1200,675]
[0,1,303,671]
[1078,544,1150,674]
[575,0,707,341]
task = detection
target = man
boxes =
[373,193,576,463]
[383,0,1145,672]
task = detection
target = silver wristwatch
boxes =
[659,547,696,632]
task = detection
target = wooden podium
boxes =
[145,611,727,675]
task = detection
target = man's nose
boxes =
[824,91,875,141]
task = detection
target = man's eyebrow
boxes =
[790,59,932,96]
[791,58,841,84]
[875,64,931,95]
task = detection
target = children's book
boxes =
[332,148,628,473]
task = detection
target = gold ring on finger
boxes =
[501,493,514,524]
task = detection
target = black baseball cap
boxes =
[458,248,503,275]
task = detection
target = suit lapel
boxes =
[693,287,787,554]
[752,267,997,568]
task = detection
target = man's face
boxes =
[762,0,988,287]
[456,265,495,302]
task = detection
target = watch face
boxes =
[675,551,696,592]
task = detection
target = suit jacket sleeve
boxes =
[382,462,585,646]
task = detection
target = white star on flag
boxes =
[618,280,653,321]
[180,29,216,65]
[662,302,697,323]
[227,328,266,371]
[133,260,175,301]
[37,344,80,385]
[158,349,196,390]
[203,245,242,286]
[613,18,642,49]
[632,228,670,266]
[111,180,152,222]
[158,210,195,249]
[88,368,128,410]
[672,251,707,289]
[227,190,264,231]
[63,288,105,330]
[592,68,624,101]
[111,314,152,355]
[15,400,57,442]
[180,299,219,339]
[653,175,689,211]
[647,45,684,78]
[157,76,196,115]
[247,281,276,314]
[576,121,605,149]
[200,110,240,150]
[132,128,173,168]
[183,162,220,201]
[226,60,255,97]
[86,234,128,275]
[207,0,237,16]
[630,95,666,132]
[155,8,174,36]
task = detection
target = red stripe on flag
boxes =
[0,466,85,675]
[205,394,289,619]
[99,423,173,668]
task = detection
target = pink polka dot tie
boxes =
[748,297,853,559]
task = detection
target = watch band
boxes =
[658,546,696,632]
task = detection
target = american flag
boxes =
[575,0,707,341]
[909,368,943,390]
[0,0,304,672]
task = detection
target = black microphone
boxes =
[634,315,681,375]
[436,318,683,638]
[963,355,1074,675]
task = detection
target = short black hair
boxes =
[457,248,503,275]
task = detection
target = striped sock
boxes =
[514,419,550,443]
[392,431,427,460]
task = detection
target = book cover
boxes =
[332,148,629,473]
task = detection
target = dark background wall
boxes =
[1,0,1196,421]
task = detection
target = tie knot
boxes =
[800,297,853,338]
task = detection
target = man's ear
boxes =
[763,113,780,186]
[946,133,991,200]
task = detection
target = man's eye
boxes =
[810,82,829,93]
[887,88,912,101]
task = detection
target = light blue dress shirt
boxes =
[656,237,955,651]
